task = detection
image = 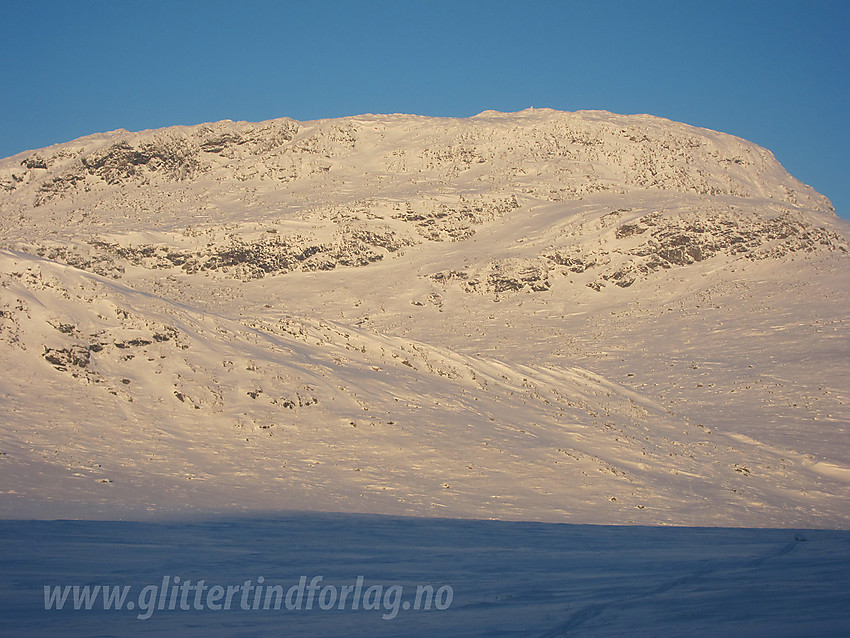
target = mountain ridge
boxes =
[1,110,848,526]
[1,109,834,213]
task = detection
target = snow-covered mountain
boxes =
[1,109,848,527]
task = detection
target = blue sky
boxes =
[2,0,848,217]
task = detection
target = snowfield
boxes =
[1,514,849,637]
[1,109,848,634]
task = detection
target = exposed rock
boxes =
[43,345,92,370]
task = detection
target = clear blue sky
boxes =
[2,0,848,218]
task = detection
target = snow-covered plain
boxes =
[1,109,848,634]
[2,513,849,637]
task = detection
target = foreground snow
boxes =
[1,513,848,637]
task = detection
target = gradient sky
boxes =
[2,0,848,217]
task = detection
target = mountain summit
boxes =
[1,110,848,526]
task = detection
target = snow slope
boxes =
[1,109,848,528]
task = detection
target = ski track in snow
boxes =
[537,537,800,636]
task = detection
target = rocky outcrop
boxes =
[431,208,848,297]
